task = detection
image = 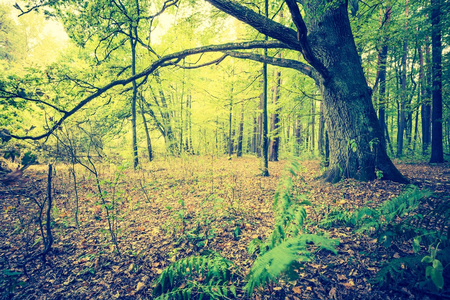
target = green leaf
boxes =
[421,256,433,264]
[430,267,444,290]
[229,285,237,297]
[412,237,421,253]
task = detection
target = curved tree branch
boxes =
[205,0,300,49]
[284,0,328,78]
[206,0,329,79]
[223,51,318,80]
[9,40,292,141]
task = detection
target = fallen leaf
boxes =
[337,274,347,280]
[328,287,337,300]
[136,281,146,292]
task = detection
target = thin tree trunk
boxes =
[139,93,153,162]
[130,26,139,169]
[318,101,325,156]
[419,44,431,155]
[228,88,234,156]
[237,103,244,157]
[397,0,409,158]
[377,3,391,146]
[269,67,281,161]
[430,0,443,163]
[311,99,315,152]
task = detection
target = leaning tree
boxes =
[3,0,408,183]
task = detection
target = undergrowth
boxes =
[320,185,449,291]
[152,160,338,299]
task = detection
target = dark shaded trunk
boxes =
[236,103,244,157]
[429,0,443,163]
[303,1,407,183]
[269,68,281,161]
[260,0,269,176]
[377,4,391,147]
[420,44,432,155]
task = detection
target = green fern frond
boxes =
[373,255,424,287]
[245,234,338,296]
[152,252,237,300]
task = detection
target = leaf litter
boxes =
[0,157,449,299]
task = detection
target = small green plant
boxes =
[376,169,383,180]
[1,269,25,298]
[152,251,238,300]
[421,243,445,290]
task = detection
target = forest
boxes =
[0,0,449,299]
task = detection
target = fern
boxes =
[245,161,338,296]
[354,186,432,246]
[373,255,423,287]
[152,251,237,300]
[266,160,311,251]
[245,234,338,295]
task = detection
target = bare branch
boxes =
[9,40,291,141]
[223,51,318,80]
[15,1,59,17]
[0,89,68,114]
[171,54,228,69]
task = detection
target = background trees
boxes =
[0,0,448,177]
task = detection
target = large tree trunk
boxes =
[302,1,407,183]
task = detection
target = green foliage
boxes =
[0,269,25,299]
[245,234,338,295]
[353,186,432,246]
[245,160,338,296]
[21,151,37,166]
[269,160,310,249]
[320,185,449,291]
[320,185,433,247]
[421,243,446,290]
[372,255,422,287]
[152,251,237,300]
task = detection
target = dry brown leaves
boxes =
[0,157,449,299]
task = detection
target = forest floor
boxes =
[0,156,449,300]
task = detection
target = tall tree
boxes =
[260,0,269,176]
[397,0,409,158]
[429,0,443,163]
[376,3,391,148]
